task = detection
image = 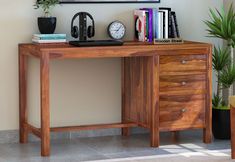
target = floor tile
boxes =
[0,130,232,162]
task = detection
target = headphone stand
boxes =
[79,12,87,41]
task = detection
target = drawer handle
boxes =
[181,81,187,86]
[181,108,187,113]
[181,60,187,64]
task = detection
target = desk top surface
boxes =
[19,41,212,59]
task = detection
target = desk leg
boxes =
[150,56,159,147]
[231,104,235,159]
[203,49,212,144]
[40,53,50,156]
[19,50,28,143]
[121,58,130,136]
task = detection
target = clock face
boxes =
[108,21,126,40]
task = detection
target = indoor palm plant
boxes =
[34,0,59,34]
[205,3,235,139]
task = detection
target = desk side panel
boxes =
[123,57,152,128]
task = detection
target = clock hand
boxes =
[115,26,122,32]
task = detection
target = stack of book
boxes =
[32,34,67,43]
[134,7,181,43]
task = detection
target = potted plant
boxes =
[205,4,235,139]
[34,0,59,34]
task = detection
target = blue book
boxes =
[33,34,66,40]
[152,8,159,39]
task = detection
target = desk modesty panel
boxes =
[18,41,212,156]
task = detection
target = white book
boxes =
[158,12,164,39]
[159,9,169,39]
[134,10,146,42]
[32,39,66,43]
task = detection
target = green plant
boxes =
[205,3,235,109]
[213,46,230,97]
[204,4,235,47]
[212,94,228,110]
[220,64,235,89]
[34,0,59,17]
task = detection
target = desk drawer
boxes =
[159,95,205,129]
[160,54,207,75]
[159,74,206,94]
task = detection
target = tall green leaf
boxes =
[204,3,235,46]
[212,46,230,71]
[220,64,235,88]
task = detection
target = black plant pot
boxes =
[38,17,56,34]
[212,108,231,139]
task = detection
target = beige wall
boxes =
[0,0,222,130]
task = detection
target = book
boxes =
[141,8,153,42]
[171,13,177,38]
[134,8,180,42]
[158,11,164,39]
[159,8,172,38]
[32,39,66,43]
[171,11,180,38]
[159,8,168,39]
[145,10,149,41]
[33,34,66,40]
[152,8,159,39]
[134,10,147,42]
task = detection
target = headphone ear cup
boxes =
[72,26,79,38]
[87,25,94,38]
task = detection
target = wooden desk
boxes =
[230,97,235,159]
[19,41,212,156]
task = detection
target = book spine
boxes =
[33,36,66,40]
[148,9,153,42]
[32,39,66,43]
[33,34,66,38]
[154,9,159,39]
[162,11,165,38]
[152,9,156,39]
[134,10,146,42]
[145,11,149,42]
[172,12,180,38]
[171,14,177,38]
[142,8,153,42]
[134,13,139,41]
[159,8,172,38]
[158,12,163,39]
[168,11,173,38]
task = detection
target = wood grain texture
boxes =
[160,74,206,93]
[160,54,207,75]
[40,52,50,156]
[19,46,28,143]
[151,56,160,147]
[231,105,235,159]
[123,57,152,128]
[159,95,205,130]
[51,123,137,132]
[121,58,131,136]
[19,41,211,59]
[18,41,212,156]
[203,45,212,143]
[27,124,41,138]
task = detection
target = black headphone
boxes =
[71,12,95,39]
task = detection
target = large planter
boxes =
[38,17,56,34]
[212,108,231,139]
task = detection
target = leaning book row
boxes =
[32,34,67,43]
[134,7,180,42]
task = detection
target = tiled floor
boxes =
[0,130,231,162]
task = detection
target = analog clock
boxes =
[107,21,126,40]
